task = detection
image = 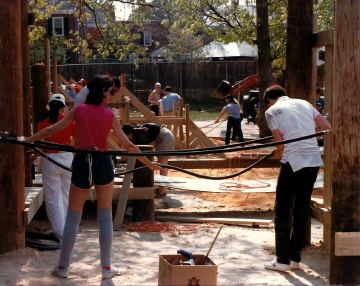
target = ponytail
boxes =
[38,100,65,124]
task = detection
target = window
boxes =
[52,17,64,36]
[143,31,152,46]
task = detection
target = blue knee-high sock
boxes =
[98,207,113,267]
[58,209,82,268]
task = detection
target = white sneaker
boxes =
[102,265,118,279]
[52,265,68,278]
[264,259,290,272]
[290,261,300,269]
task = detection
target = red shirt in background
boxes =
[37,113,76,153]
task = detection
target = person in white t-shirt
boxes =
[263,85,331,273]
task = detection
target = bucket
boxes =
[212,80,232,99]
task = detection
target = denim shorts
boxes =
[71,154,114,189]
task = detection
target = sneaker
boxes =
[102,265,118,279]
[264,259,290,272]
[52,265,68,278]
[290,261,300,269]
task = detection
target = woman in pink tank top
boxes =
[23,75,163,279]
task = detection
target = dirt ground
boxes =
[0,138,329,285]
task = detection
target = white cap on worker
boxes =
[50,94,65,105]
[155,82,161,87]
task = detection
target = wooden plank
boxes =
[56,86,74,102]
[87,186,155,201]
[24,187,44,225]
[310,197,324,208]
[310,204,331,225]
[156,216,272,227]
[189,136,202,149]
[52,57,58,93]
[108,102,125,108]
[185,104,190,149]
[312,29,334,48]
[335,232,360,257]
[113,157,136,230]
[167,157,281,169]
[44,39,51,100]
[122,117,186,125]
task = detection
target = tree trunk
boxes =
[21,0,32,187]
[256,0,273,138]
[285,0,316,103]
[330,0,360,284]
[0,0,25,254]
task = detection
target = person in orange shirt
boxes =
[37,94,76,238]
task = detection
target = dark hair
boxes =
[38,100,65,124]
[263,85,286,105]
[164,86,172,92]
[316,87,322,94]
[85,75,113,106]
[122,123,137,135]
[225,95,235,103]
[113,78,120,88]
[160,91,165,98]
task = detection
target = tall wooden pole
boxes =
[330,0,360,284]
[285,0,316,103]
[0,0,25,253]
[44,39,51,100]
[21,0,32,187]
[52,57,58,94]
[256,0,272,138]
[32,65,48,133]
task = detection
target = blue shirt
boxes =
[226,103,241,119]
[67,90,77,100]
[162,93,181,112]
[316,97,324,113]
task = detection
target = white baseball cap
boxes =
[50,94,65,105]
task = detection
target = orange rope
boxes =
[204,119,227,135]
[126,221,220,235]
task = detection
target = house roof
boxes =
[194,41,257,58]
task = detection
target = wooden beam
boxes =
[87,186,155,201]
[108,102,125,109]
[52,57,58,93]
[185,104,190,149]
[44,39,51,100]
[24,187,44,225]
[310,204,331,225]
[113,157,136,230]
[335,232,360,257]
[32,64,48,133]
[330,1,360,284]
[167,156,281,169]
[286,0,316,103]
[312,29,334,48]
[155,216,272,227]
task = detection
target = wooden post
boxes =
[185,104,190,149]
[32,65,48,133]
[285,0,316,103]
[21,0,32,187]
[179,98,185,141]
[131,128,154,222]
[44,39,51,100]
[330,0,360,284]
[0,0,25,254]
[123,101,130,125]
[52,57,58,94]
[173,101,177,117]
[323,44,334,254]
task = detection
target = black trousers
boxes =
[225,116,244,144]
[275,163,319,264]
[150,104,159,116]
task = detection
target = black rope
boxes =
[0,130,330,156]
[1,130,273,153]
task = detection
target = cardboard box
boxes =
[158,254,217,286]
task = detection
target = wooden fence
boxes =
[56,61,257,102]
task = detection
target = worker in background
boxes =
[148,82,161,116]
[158,91,165,116]
[214,95,244,144]
[34,94,76,238]
[59,76,77,100]
[122,123,175,197]
[263,85,331,272]
[162,86,182,116]
[316,88,324,113]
